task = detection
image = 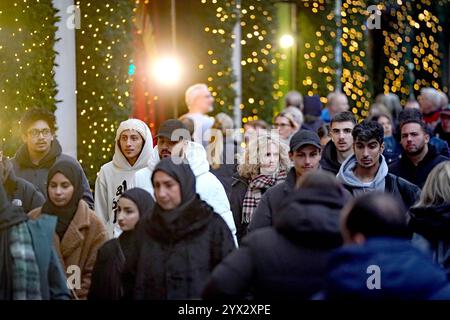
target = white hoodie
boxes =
[95,119,154,238]
[134,141,238,247]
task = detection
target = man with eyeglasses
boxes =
[10,108,94,208]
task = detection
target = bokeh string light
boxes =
[0,0,58,156]
[75,0,134,186]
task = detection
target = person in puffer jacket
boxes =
[319,192,450,300]
[134,119,238,247]
[203,171,346,300]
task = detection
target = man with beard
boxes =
[389,118,449,188]
[337,120,419,211]
[134,119,237,246]
[320,111,356,175]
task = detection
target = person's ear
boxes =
[424,133,430,144]
[289,151,293,161]
[380,142,385,154]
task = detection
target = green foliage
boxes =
[240,0,279,123]
[0,0,58,155]
[75,0,135,187]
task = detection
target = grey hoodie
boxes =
[336,154,389,197]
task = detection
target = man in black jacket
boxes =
[1,155,44,213]
[247,130,323,232]
[337,120,420,211]
[10,108,94,208]
[389,117,449,188]
[320,111,356,175]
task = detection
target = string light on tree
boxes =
[75,0,134,186]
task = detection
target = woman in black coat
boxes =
[203,171,345,300]
[133,157,235,300]
[88,188,154,300]
[409,161,450,278]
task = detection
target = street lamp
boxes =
[151,56,182,86]
[280,34,295,48]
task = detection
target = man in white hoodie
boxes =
[134,119,238,246]
[95,118,153,238]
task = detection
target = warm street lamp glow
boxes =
[280,34,295,48]
[151,56,182,86]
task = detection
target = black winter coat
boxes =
[203,187,345,300]
[133,196,235,300]
[4,169,45,213]
[229,174,250,244]
[343,173,420,212]
[409,203,450,278]
[319,141,341,175]
[247,168,297,233]
[11,140,94,209]
[389,145,449,189]
[88,231,138,300]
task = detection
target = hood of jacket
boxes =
[325,237,450,300]
[274,187,344,249]
[112,119,153,171]
[147,141,210,178]
[409,203,450,241]
[320,140,341,174]
[14,139,63,169]
[337,154,388,191]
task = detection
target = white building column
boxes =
[52,0,78,158]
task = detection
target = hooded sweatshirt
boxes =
[336,154,389,197]
[323,237,450,300]
[134,140,238,247]
[95,119,154,238]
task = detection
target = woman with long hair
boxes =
[230,133,290,243]
[409,161,450,277]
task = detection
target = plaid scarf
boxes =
[242,170,287,224]
[9,223,42,300]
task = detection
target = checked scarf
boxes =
[242,170,287,224]
[9,222,42,300]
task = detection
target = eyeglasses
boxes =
[27,128,52,138]
[273,123,292,128]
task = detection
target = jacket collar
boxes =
[59,200,91,258]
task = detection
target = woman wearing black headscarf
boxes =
[133,157,235,299]
[88,188,154,300]
[28,160,108,299]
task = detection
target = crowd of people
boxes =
[1,83,450,300]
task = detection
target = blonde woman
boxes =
[207,113,240,197]
[230,133,290,243]
[409,161,450,277]
[273,112,299,145]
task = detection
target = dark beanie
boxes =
[303,95,322,117]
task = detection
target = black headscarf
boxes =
[42,160,84,239]
[120,188,155,223]
[0,180,28,299]
[150,157,196,224]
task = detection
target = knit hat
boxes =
[303,95,322,117]
[115,118,149,141]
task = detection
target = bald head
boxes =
[327,92,349,116]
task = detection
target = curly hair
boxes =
[237,132,291,180]
[20,107,57,134]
